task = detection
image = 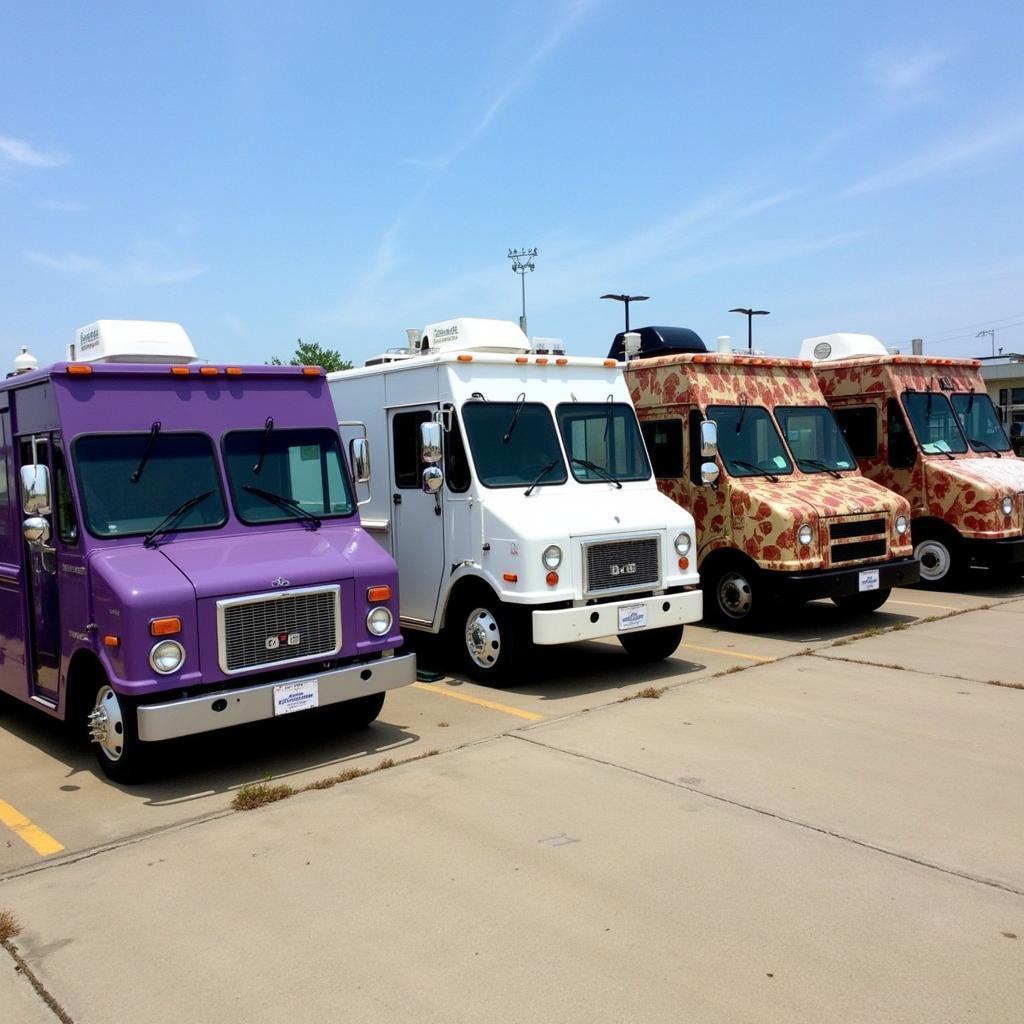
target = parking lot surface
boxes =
[2,576,1022,1022]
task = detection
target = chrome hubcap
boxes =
[465,607,501,669]
[718,572,753,619]
[88,685,125,762]
[915,539,951,581]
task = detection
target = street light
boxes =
[977,329,996,357]
[508,248,538,335]
[729,307,770,352]
[601,293,649,332]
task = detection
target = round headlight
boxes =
[149,639,184,675]
[366,606,393,637]
[895,514,908,535]
[542,544,562,570]
[797,523,814,547]
[674,532,692,556]
[1002,497,1014,516]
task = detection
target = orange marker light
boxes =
[226,366,243,376]
[503,573,518,583]
[536,357,549,365]
[546,571,559,586]
[457,354,474,363]
[302,366,322,376]
[678,557,689,570]
[515,356,528,364]
[367,585,391,603]
[150,617,182,637]
[103,635,120,647]
[170,366,190,376]
[67,364,92,375]
[556,357,568,365]
[199,366,219,376]
[603,359,616,367]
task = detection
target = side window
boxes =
[392,410,432,489]
[834,406,878,458]
[53,443,79,545]
[887,398,916,469]
[443,406,471,494]
[639,418,682,478]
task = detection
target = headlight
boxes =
[542,544,562,569]
[797,523,814,547]
[674,532,692,556]
[1002,497,1014,516]
[366,606,393,636]
[149,639,184,675]
[895,514,908,535]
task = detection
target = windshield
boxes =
[776,406,857,473]
[707,405,793,478]
[556,403,651,483]
[902,393,968,455]
[74,432,226,538]
[461,401,567,489]
[223,428,355,524]
[950,393,1012,453]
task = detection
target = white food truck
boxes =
[329,318,704,683]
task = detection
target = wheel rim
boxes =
[717,571,753,620]
[465,607,501,669]
[915,539,951,581]
[88,685,126,762]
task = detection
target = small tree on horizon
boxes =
[271,338,352,372]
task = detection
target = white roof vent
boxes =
[12,346,39,375]
[800,332,889,362]
[530,336,566,355]
[419,317,530,355]
[70,320,198,364]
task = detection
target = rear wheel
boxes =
[831,586,891,614]
[704,560,766,630]
[618,624,684,662]
[913,527,962,589]
[453,593,527,686]
[87,681,148,784]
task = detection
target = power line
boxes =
[925,319,1024,346]
[925,312,1024,341]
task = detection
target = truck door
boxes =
[389,407,445,626]
[0,405,29,700]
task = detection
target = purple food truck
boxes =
[0,320,415,782]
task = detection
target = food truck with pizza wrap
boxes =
[807,333,1024,587]
[0,320,413,782]
[615,327,919,627]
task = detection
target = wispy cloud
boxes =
[841,114,1024,197]
[0,133,68,169]
[867,46,950,99]
[36,198,89,212]
[24,250,206,287]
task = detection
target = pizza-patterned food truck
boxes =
[807,333,1024,587]
[616,327,918,627]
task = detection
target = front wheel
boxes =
[913,530,962,589]
[704,561,766,630]
[618,624,684,662]
[87,681,148,784]
[831,586,891,614]
[453,596,526,686]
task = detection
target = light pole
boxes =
[977,328,996,357]
[600,293,649,332]
[508,248,538,335]
[729,307,770,352]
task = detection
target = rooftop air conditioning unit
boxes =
[799,333,889,363]
[69,320,198,364]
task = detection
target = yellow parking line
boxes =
[887,599,961,612]
[0,799,64,857]
[412,682,544,722]
[680,643,776,663]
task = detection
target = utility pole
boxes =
[729,307,770,352]
[600,293,649,332]
[977,328,996,357]
[508,248,538,335]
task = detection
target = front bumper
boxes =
[767,557,920,603]
[963,535,1024,568]
[136,653,416,742]
[530,590,703,646]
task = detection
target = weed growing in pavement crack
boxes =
[0,909,21,944]
[620,686,667,702]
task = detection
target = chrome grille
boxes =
[217,586,341,674]
[584,537,660,596]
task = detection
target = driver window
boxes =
[393,410,432,489]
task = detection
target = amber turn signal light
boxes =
[546,571,559,586]
[367,585,391,603]
[150,617,182,637]
[678,557,689,570]
[503,573,518,582]
[103,635,120,647]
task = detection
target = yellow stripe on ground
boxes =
[680,643,776,663]
[412,682,544,722]
[0,799,64,857]
[887,599,961,612]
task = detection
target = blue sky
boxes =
[2,1,1023,367]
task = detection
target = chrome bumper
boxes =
[530,590,703,646]
[136,653,416,742]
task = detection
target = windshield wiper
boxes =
[799,458,843,479]
[968,437,1003,457]
[571,457,622,489]
[730,458,780,483]
[130,421,162,483]
[524,460,560,496]
[143,489,215,548]
[503,393,526,444]
[242,484,321,528]
[253,417,274,474]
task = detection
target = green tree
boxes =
[271,338,352,372]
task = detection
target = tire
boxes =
[618,624,684,662]
[86,679,148,784]
[703,560,766,630]
[831,586,891,614]
[913,527,962,589]
[334,692,386,730]
[452,593,527,686]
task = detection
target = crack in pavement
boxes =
[1,937,74,1023]
[810,650,1023,690]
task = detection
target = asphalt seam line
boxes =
[509,732,1024,898]
[810,650,1023,690]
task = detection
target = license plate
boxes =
[858,569,880,592]
[617,603,648,631]
[273,679,319,716]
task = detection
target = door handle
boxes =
[393,493,402,505]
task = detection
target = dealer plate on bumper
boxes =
[617,604,648,631]
[273,679,319,715]
[858,569,880,592]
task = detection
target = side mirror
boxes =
[349,437,371,483]
[20,464,52,516]
[422,466,444,494]
[700,420,718,458]
[23,516,51,545]
[420,421,442,464]
[701,461,720,486]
